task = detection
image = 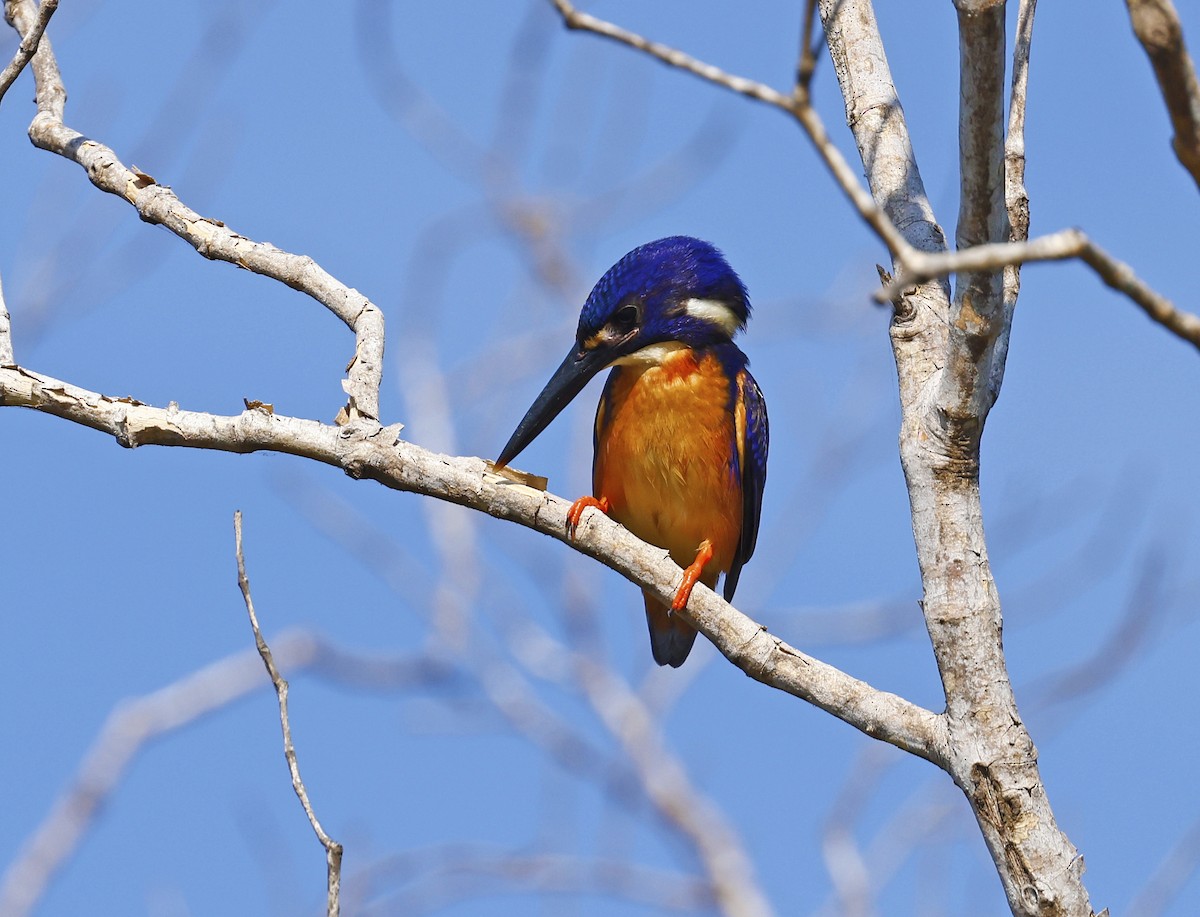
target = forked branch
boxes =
[548,0,1200,353]
[876,227,1200,349]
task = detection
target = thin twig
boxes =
[234,511,343,917]
[796,0,822,92]
[0,0,55,106]
[1006,0,1038,248]
[998,0,1038,395]
[548,0,911,257]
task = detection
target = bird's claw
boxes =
[672,539,714,611]
[566,495,609,540]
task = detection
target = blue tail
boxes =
[643,592,698,667]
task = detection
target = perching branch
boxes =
[234,512,343,917]
[0,362,947,764]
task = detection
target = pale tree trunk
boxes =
[820,2,1095,914]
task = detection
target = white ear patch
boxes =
[684,298,741,336]
[610,341,688,366]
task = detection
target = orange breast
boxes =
[594,348,741,584]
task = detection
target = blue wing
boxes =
[724,367,768,601]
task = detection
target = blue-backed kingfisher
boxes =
[496,236,768,667]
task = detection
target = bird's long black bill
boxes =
[495,346,607,468]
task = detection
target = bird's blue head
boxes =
[496,236,750,467]
[576,235,750,356]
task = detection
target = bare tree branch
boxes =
[875,227,1200,349]
[4,0,384,422]
[0,0,52,106]
[0,361,947,764]
[234,512,342,917]
[889,0,1200,353]
[1126,0,1200,191]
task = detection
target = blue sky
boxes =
[2,1,1198,915]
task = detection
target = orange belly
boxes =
[594,348,741,585]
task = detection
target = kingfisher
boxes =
[495,236,768,667]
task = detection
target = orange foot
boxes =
[566,495,610,540]
[672,539,714,611]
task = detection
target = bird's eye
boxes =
[611,304,640,334]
